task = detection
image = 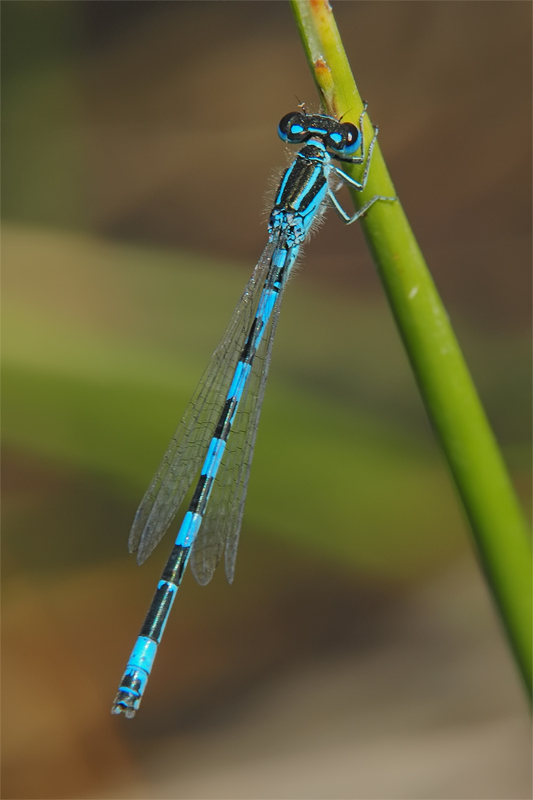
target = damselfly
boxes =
[112,104,395,717]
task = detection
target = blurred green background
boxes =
[2,3,531,799]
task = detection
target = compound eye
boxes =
[339,122,361,154]
[278,112,307,143]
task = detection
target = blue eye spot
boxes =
[290,124,304,134]
[343,139,360,154]
[330,132,343,144]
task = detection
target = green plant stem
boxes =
[291,0,532,698]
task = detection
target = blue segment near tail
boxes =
[129,636,158,673]
[112,105,394,718]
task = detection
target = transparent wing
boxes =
[190,276,287,586]
[129,237,279,565]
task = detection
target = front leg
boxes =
[333,122,380,191]
[329,119,396,224]
[329,189,396,225]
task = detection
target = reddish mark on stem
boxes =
[310,0,332,12]
[314,57,337,117]
[314,56,331,77]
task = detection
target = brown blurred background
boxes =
[2,2,531,799]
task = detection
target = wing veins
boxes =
[129,237,278,564]
[190,276,287,585]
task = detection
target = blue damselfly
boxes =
[112,104,395,717]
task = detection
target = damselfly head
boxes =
[277,112,361,156]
